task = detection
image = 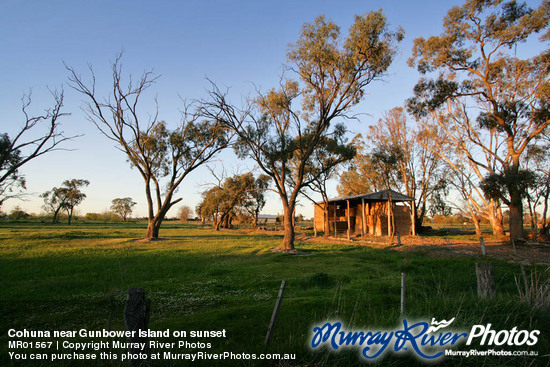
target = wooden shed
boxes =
[314,189,415,239]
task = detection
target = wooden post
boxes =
[333,203,337,238]
[401,273,406,315]
[313,205,317,237]
[124,288,150,363]
[475,263,495,299]
[445,236,451,249]
[479,237,486,256]
[411,201,416,236]
[397,232,401,246]
[387,200,391,236]
[347,200,351,241]
[361,198,365,237]
[265,280,286,346]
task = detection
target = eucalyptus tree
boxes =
[204,12,404,250]
[197,173,263,230]
[515,141,550,238]
[42,178,89,224]
[110,197,137,221]
[41,186,66,224]
[337,135,387,197]
[303,128,355,237]
[338,108,449,229]
[242,174,270,229]
[62,179,89,224]
[407,0,550,240]
[1,90,74,208]
[178,205,193,222]
[410,104,508,235]
[66,55,230,239]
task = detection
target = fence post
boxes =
[475,263,495,299]
[124,288,150,364]
[479,237,487,256]
[265,280,286,346]
[400,273,406,315]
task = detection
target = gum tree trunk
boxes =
[489,200,506,236]
[281,203,295,251]
[145,204,170,239]
[324,205,330,238]
[146,219,162,239]
[473,217,482,236]
[509,198,524,241]
[507,159,525,241]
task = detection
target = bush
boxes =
[10,206,29,220]
[84,211,120,221]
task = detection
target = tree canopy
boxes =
[42,179,89,224]
[407,0,550,240]
[110,197,137,221]
[197,173,269,230]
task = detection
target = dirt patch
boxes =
[296,234,550,265]
[269,247,310,255]
[134,237,170,242]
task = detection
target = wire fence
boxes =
[3,263,543,367]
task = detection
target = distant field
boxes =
[1,221,548,366]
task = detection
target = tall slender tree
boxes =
[66,55,230,239]
[203,12,403,250]
[338,108,448,229]
[41,179,89,224]
[408,0,550,240]
[412,103,508,235]
[242,174,270,230]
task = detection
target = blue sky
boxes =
[0,0,543,218]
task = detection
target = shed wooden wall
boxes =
[314,201,412,236]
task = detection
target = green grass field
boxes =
[1,221,548,366]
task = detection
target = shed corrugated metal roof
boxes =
[258,214,278,219]
[325,189,414,203]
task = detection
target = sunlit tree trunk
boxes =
[281,202,295,251]
[145,202,171,239]
[67,209,73,225]
[146,218,162,239]
[508,159,525,241]
[487,200,505,236]
[52,207,61,224]
[509,201,524,241]
[253,208,259,230]
[324,204,330,238]
[527,195,538,239]
[542,189,550,238]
